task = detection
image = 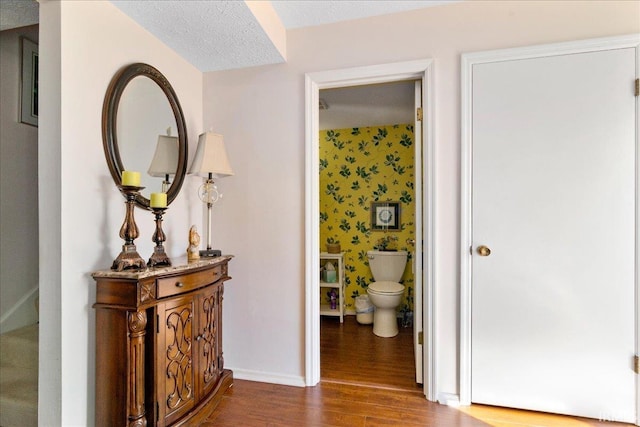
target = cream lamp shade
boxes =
[188,132,234,177]
[147,135,179,177]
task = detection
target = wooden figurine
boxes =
[187,225,201,261]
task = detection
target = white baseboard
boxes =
[437,392,461,407]
[228,367,306,388]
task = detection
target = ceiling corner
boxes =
[245,0,287,63]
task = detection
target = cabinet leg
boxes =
[128,310,148,427]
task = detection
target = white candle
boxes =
[150,192,167,208]
[121,171,141,187]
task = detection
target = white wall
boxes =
[34,0,640,423]
[38,1,203,424]
[0,24,39,333]
[203,0,640,395]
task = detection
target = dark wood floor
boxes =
[204,379,489,426]
[320,315,419,391]
[203,316,632,426]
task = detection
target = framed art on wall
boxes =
[20,37,38,127]
[371,201,400,231]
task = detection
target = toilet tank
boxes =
[367,250,408,282]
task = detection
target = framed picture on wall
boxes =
[20,37,38,127]
[371,201,400,231]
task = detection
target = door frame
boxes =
[304,58,437,400]
[459,34,640,421]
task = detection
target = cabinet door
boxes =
[157,296,195,426]
[194,284,221,398]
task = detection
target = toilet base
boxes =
[372,308,399,337]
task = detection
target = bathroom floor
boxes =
[320,315,421,392]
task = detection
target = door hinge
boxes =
[634,355,639,374]
[418,331,423,345]
[156,315,160,333]
[416,107,423,121]
[156,401,159,422]
[635,78,640,96]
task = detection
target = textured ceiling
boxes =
[272,0,455,29]
[111,0,456,72]
[110,0,286,72]
[0,0,38,31]
[1,0,457,71]
[1,0,451,127]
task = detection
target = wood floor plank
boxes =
[204,378,633,426]
[203,315,633,426]
[204,380,489,427]
[320,316,419,391]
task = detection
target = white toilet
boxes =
[366,250,408,337]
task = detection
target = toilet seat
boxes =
[368,281,404,294]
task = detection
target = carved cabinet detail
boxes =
[194,285,222,398]
[158,296,195,425]
[93,256,233,427]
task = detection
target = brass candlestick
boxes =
[112,185,147,271]
[148,207,171,267]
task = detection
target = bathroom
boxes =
[318,81,419,388]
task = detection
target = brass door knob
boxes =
[477,245,491,256]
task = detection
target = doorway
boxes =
[460,35,639,423]
[318,81,417,390]
[0,22,40,427]
[304,59,436,401]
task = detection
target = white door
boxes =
[413,80,423,384]
[470,46,637,421]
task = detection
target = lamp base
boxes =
[199,249,222,257]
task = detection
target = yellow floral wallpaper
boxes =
[319,124,415,314]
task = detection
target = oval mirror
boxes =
[102,63,188,209]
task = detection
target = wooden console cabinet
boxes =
[92,256,233,427]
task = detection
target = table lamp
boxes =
[188,131,234,257]
[148,130,179,193]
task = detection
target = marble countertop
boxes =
[92,255,233,279]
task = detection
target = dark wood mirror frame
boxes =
[102,63,188,209]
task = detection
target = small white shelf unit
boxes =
[319,252,345,323]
